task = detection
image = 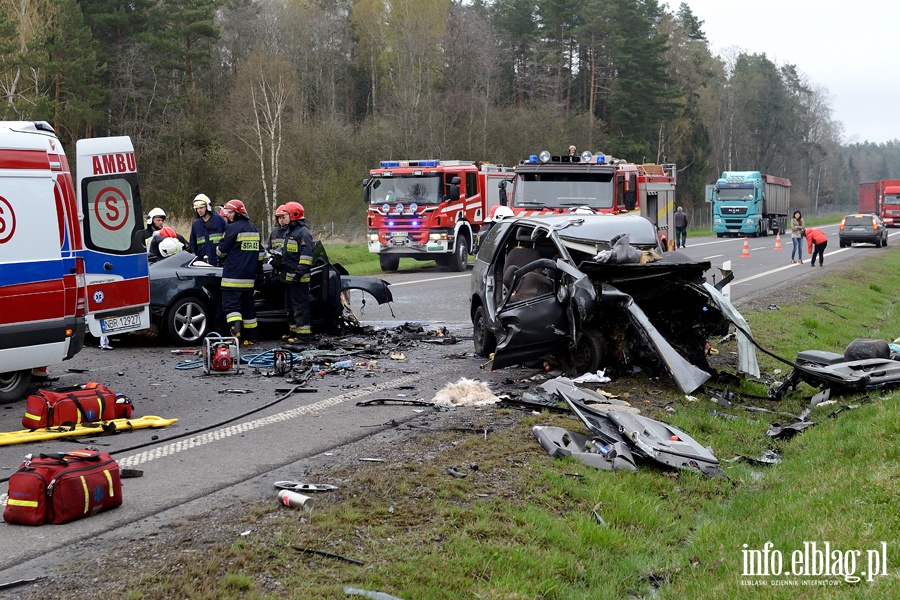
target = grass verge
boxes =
[103,250,900,599]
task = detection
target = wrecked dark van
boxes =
[470,214,758,392]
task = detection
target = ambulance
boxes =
[0,121,150,402]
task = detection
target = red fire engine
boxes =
[364,160,513,272]
[503,150,677,250]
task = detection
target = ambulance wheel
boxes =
[0,369,31,403]
[379,254,400,272]
[165,297,211,346]
[560,328,606,376]
[449,235,469,272]
[472,305,497,357]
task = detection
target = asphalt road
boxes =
[0,222,889,582]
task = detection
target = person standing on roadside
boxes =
[279,201,314,345]
[805,227,827,267]
[216,199,264,345]
[790,210,805,264]
[189,193,228,265]
[674,206,689,249]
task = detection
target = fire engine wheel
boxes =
[0,369,31,403]
[449,235,469,272]
[166,297,211,346]
[560,328,606,376]
[379,254,400,272]
[472,305,497,357]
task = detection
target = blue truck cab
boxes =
[710,171,791,238]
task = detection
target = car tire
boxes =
[884,235,889,247]
[165,297,211,346]
[472,305,497,357]
[0,369,31,403]
[379,254,400,272]
[449,235,469,272]
[560,328,605,376]
[876,237,882,248]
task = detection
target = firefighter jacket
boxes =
[190,212,228,264]
[216,214,263,289]
[147,232,190,263]
[280,219,314,284]
[268,224,288,252]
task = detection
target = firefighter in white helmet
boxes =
[189,193,228,265]
[475,205,515,252]
[132,207,167,250]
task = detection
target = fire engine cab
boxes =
[505,150,677,250]
[363,160,513,272]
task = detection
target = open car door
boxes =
[76,137,151,337]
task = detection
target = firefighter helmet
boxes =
[159,226,178,239]
[490,205,515,222]
[285,202,305,221]
[159,237,182,257]
[223,199,247,215]
[193,193,212,213]
[146,207,166,225]
[275,204,288,217]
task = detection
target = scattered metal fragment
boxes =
[356,398,434,407]
[726,450,782,465]
[344,586,405,600]
[274,387,318,394]
[446,467,467,478]
[273,482,338,493]
[810,388,830,407]
[766,421,815,439]
[359,457,385,462]
[532,425,637,472]
[120,468,144,478]
[0,576,46,591]
[710,410,739,421]
[293,547,363,565]
[592,502,607,526]
[218,389,253,394]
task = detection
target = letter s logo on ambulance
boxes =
[94,186,130,231]
[91,152,137,175]
[0,195,16,244]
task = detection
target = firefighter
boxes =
[189,193,228,265]
[147,226,190,263]
[133,207,167,249]
[279,201,314,344]
[216,199,264,345]
[268,205,289,252]
[476,205,515,252]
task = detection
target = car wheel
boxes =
[560,328,606,375]
[876,237,882,248]
[449,235,469,272]
[0,369,31,403]
[165,297,211,346]
[379,254,400,272]
[884,235,889,247]
[472,305,497,357]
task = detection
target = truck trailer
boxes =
[858,180,900,226]
[710,171,791,237]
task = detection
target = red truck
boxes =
[858,180,900,226]
[504,150,678,250]
[364,160,513,272]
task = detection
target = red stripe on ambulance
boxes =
[0,280,65,325]
[0,149,50,170]
[86,277,150,311]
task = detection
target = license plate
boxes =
[391,231,408,238]
[427,245,444,252]
[852,227,865,231]
[101,313,141,333]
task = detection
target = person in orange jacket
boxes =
[804,227,828,267]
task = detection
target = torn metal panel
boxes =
[702,282,760,378]
[553,388,725,478]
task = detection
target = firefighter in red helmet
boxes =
[279,201,314,344]
[147,226,189,263]
[216,199,264,344]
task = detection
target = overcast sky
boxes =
[680,0,898,144]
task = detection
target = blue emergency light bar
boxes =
[379,159,440,168]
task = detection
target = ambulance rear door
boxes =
[76,137,150,336]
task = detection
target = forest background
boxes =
[2,0,899,240]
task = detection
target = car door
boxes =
[488,223,571,369]
[76,137,151,337]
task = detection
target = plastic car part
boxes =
[532,425,637,471]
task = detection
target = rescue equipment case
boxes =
[3,449,122,525]
[21,383,132,429]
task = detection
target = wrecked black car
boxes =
[144,242,393,346]
[470,214,758,392]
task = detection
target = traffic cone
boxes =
[774,232,783,250]
[741,237,751,258]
